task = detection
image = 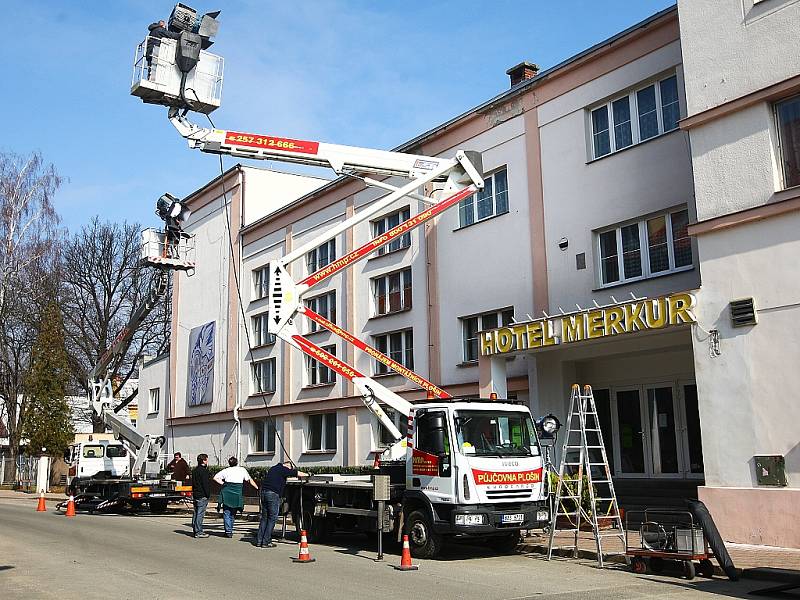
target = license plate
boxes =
[501,513,524,524]
[149,493,166,497]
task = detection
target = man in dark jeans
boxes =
[257,462,309,548]
[191,453,211,538]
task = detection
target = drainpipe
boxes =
[233,165,246,462]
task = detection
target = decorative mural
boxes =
[187,321,215,406]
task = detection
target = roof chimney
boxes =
[506,61,539,88]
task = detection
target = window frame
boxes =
[372,329,414,375]
[306,239,336,275]
[306,412,337,452]
[374,407,409,449]
[460,308,515,363]
[251,418,276,454]
[595,207,693,288]
[371,267,413,317]
[251,312,276,347]
[589,73,680,160]
[774,94,800,190]
[304,291,337,334]
[148,387,160,414]
[305,344,337,387]
[371,206,412,257]
[253,266,270,301]
[251,357,277,395]
[456,167,509,228]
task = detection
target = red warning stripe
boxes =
[224,131,320,155]
[291,335,364,381]
[300,185,477,289]
[302,308,451,399]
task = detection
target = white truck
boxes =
[132,5,550,555]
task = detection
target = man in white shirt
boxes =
[213,457,258,537]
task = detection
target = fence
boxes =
[0,455,41,491]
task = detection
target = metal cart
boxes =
[625,509,716,579]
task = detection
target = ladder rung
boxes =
[593,480,613,483]
[587,462,607,466]
[557,495,580,499]
[593,498,618,502]
[551,529,579,533]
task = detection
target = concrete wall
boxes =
[136,355,169,449]
[692,214,800,488]
[242,168,328,226]
[538,41,699,312]
[678,0,800,115]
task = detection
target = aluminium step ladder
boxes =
[547,384,625,568]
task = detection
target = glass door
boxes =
[679,382,705,477]
[645,385,681,476]
[615,388,648,476]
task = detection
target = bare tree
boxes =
[0,152,62,480]
[61,218,170,431]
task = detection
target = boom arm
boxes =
[89,270,170,477]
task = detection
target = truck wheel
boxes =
[294,509,327,543]
[149,499,168,513]
[405,510,442,559]
[489,533,521,554]
[698,559,715,578]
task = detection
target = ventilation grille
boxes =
[730,298,757,327]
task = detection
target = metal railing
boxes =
[0,455,40,490]
[131,36,224,108]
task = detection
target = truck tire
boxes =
[293,509,327,544]
[489,532,521,554]
[149,499,168,513]
[405,510,442,559]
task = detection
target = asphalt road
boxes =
[0,495,765,600]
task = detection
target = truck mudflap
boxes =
[432,501,550,536]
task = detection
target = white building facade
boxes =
[677,0,800,547]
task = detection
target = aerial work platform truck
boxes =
[130,4,550,556]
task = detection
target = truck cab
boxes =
[66,436,130,483]
[402,400,549,556]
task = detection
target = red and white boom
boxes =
[165,105,483,459]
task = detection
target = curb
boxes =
[518,541,800,583]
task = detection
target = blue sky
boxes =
[2,1,675,231]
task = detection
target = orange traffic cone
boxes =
[291,530,316,563]
[36,491,47,512]
[65,495,76,518]
[393,535,419,571]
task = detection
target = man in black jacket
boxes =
[191,453,211,538]
[145,20,181,81]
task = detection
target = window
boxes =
[306,344,336,386]
[373,330,414,375]
[307,239,336,274]
[372,268,412,316]
[304,291,336,333]
[597,208,692,286]
[148,388,160,414]
[590,74,680,159]
[106,445,128,458]
[458,168,509,227]
[376,407,409,447]
[252,419,276,454]
[253,266,270,300]
[251,358,277,394]
[82,445,104,458]
[307,412,337,452]
[252,313,276,347]
[372,207,411,256]
[776,95,800,188]
[461,309,514,362]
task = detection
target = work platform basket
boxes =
[140,228,196,271]
[131,36,223,114]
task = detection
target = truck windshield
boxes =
[82,445,104,458]
[454,411,540,457]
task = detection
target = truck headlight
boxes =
[455,514,485,526]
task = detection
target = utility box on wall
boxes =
[754,455,787,486]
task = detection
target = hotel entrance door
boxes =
[595,383,703,478]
